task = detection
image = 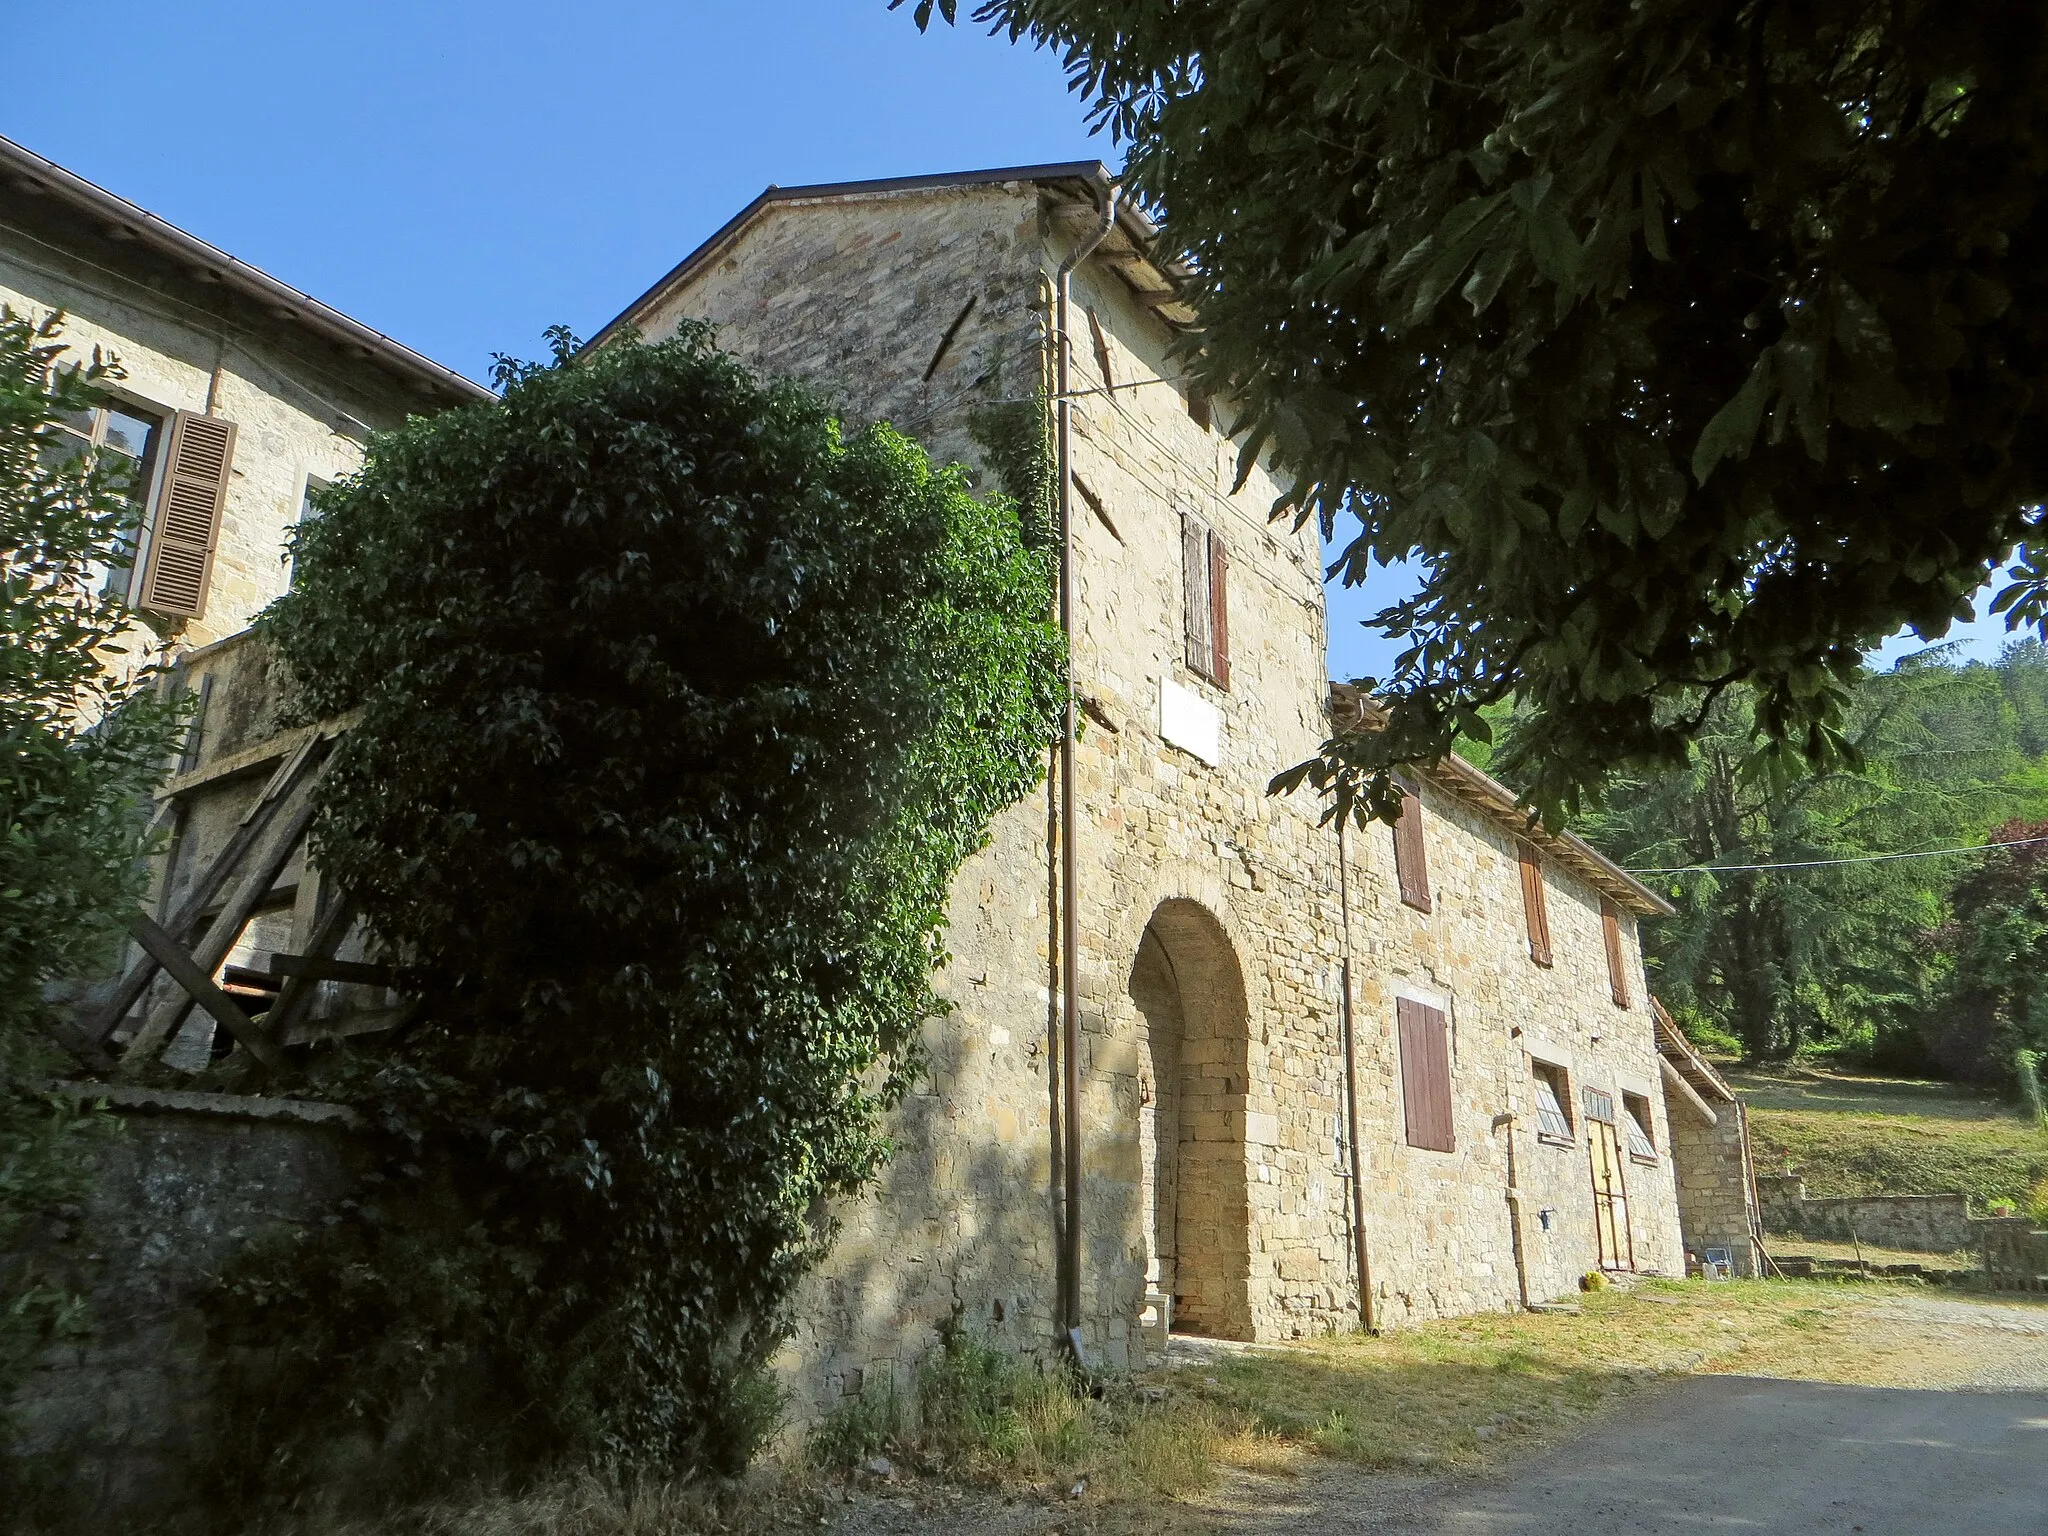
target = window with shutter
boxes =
[1181,514,1229,688]
[1392,782,1432,912]
[136,411,236,618]
[1518,841,1552,966]
[1601,900,1631,1007]
[1622,1092,1657,1162]
[1531,1060,1574,1143]
[1397,999,1455,1152]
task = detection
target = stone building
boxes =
[592,163,1691,1413]
[0,131,486,652]
[1656,1003,1761,1276]
[10,144,1715,1462]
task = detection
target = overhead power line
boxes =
[1628,834,2048,876]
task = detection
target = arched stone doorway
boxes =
[1127,898,1252,1340]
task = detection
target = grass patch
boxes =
[1731,1065,2048,1208]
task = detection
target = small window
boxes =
[1397,998,1454,1153]
[1392,779,1432,912]
[1531,1061,1574,1143]
[1518,841,1552,966]
[1181,513,1230,689]
[1622,1092,1657,1162]
[1187,387,1213,431]
[1601,900,1632,1008]
[42,396,165,596]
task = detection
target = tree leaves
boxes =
[253,328,1062,1480]
[920,0,2048,827]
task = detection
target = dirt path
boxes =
[1183,1291,2048,1536]
[826,1290,2048,1536]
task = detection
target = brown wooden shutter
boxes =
[1518,841,1553,966]
[136,410,235,617]
[1208,531,1230,690]
[1183,514,1213,677]
[1397,998,1455,1152]
[1392,783,1432,912]
[1602,899,1631,1007]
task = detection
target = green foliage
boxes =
[1922,818,2048,1082]
[242,324,1064,1495]
[0,308,180,1406]
[1576,645,2048,1062]
[909,0,2048,824]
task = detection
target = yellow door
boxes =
[1584,1089,1635,1271]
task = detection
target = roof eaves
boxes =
[1326,683,1676,919]
[0,133,491,406]
[588,160,1122,352]
[1652,999,1740,1103]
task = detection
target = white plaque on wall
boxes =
[1159,677,1221,765]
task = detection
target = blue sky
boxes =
[12,0,2021,678]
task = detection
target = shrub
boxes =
[228,324,1063,1502]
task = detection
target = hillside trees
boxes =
[0,309,183,1388]
[906,0,2048,824]
[1579,645,2048,1062]
[243,325,1063,1490]
[1923,818,2048,1082]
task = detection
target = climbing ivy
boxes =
[232,325,1064,1500]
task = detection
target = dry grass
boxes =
[243,1278,2048,1536]
[1730,1063,2048,1209]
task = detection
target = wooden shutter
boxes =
[1518,842,1553,966]
[1392,783,1432,912]
[1601,899,1631,1007]
[1397,998,1455,1152]
[136,411,235,617]
[1208,532,1230,690]
[1183,514,1214,678]
[1086,307,1115,388]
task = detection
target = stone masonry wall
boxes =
[1,1091,365,1532]
[1757,1176,1987,1255]
[0,240,422,651]
[1668,1097,1759,1277]
[632,178,1686,1422]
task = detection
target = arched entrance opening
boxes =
[1127,899,1252,1340]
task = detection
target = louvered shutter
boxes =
[1392,783,1432,912]
[1518,842,1553,966]
[1602,900,1631,1007]
[1397,999,1454,1152]
[1183,514,1213,677]
[136,411,235,617]
[1208,531,1230,690]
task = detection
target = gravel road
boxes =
[1189,1292,2048,1536]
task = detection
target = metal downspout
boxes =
[1337,818,1377,1332]
[1054,178,1119,1356]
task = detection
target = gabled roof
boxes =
[0,133,490,407]
[1329,684,1675,918]
[589,161,1197,351]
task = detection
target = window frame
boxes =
[1530,1058,1575,1146]
[1396,997,1455,1153]
[1181,512,1230,690]
[1517,840,1553,966]
[1621,1091,1658,1164]
[1391,778,1432,912]
[45,393,167,599]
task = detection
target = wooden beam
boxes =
[279,1000,415,1048]
[1660,1055,1719,1127]
[267,954,395,987]
[122,912,289,1073]
[258,891,361,1043]
[122,778,324,1067]
[82,739,328,1044]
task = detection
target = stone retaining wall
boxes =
[1756,1175,1985,1254]
[1,1090,364,1532]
